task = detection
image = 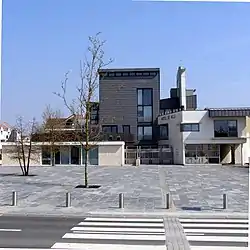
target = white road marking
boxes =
[62,232,166,241]
[181,223,248,228]
[72,226,165,233]
[0,228,22,232]
[180,219,249,223]
[84,217,163,222]
[190,247,249,250]
[78,221,163,227]
[51,242,166,249]
[186,235,248,242]
[184,228,249,234]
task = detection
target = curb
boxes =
[0,210,248,219]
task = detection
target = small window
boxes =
[122,72,129,76]
[160,124,168,139]
[136,72,143,76]
[150,72,156,76]
[115,72,122,77]
[180,123,200,132]
[123,125,130,134]
[102,125,118,133]
[108,72,115,77]
[142,72,150,76]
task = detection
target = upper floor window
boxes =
[180,123,200,132]
[102,125,118,134]
[214,120,238,137]
[137,89,152,106]
[137,88,153,123]
[137,126,152,141]
[160,124,169,140]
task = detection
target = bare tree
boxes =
[54,32,113,187]
[7,116,39,176]
[41,105,64,166]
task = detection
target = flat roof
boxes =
[99,68,160,73]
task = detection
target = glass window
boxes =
[137,126,152,140]
[42,147,51,165]
[102,125,118,133]
[160,125,168,139]
[143,89,152,105]
[60,146,70,165]
[180,123,200,132]
[123,125,130,134]
[214,120,237,137]
[137,126,143,140]
[143,106,152,122]
[137,89,143,105]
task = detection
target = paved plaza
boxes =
[0,164,248,215]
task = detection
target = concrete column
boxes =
[241,143,244,166]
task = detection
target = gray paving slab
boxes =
[161,165,249,213]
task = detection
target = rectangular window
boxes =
[160,124,169,139]
[214,120,238,137]
[123,125,130,134]
[42,146,51,165]
[180,123,200,132]
[102,125,118,133]
[137,88,153,123]
[137,106,152,123]
[137,126,152,141]
[137,88,152,106]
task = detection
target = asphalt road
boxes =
[0,215,82,248]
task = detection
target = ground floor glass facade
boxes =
[41,146,99,165]
[185,144,220,164]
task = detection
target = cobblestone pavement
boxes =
[161,165,249,213]
[0,164,248,214]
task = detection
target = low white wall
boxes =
[98,144,124,166]
[1,145,41,166]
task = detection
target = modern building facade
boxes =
[99,68,160,146]
[158,108,250,165]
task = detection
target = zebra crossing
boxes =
[51,217,166,249]
[179,217,249,250]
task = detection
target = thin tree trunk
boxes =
[84,148,88,187]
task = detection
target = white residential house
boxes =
[0,122,13,164]
[158,108,250,165]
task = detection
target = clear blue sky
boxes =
[2,0,250,125]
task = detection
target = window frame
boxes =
[122,125,130,134]
[180,123,200,132]
[137,88,153,123]
[102,125,118,134]
[137,125,153,141]
[159,124,169,140]
[214,120,238,137]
